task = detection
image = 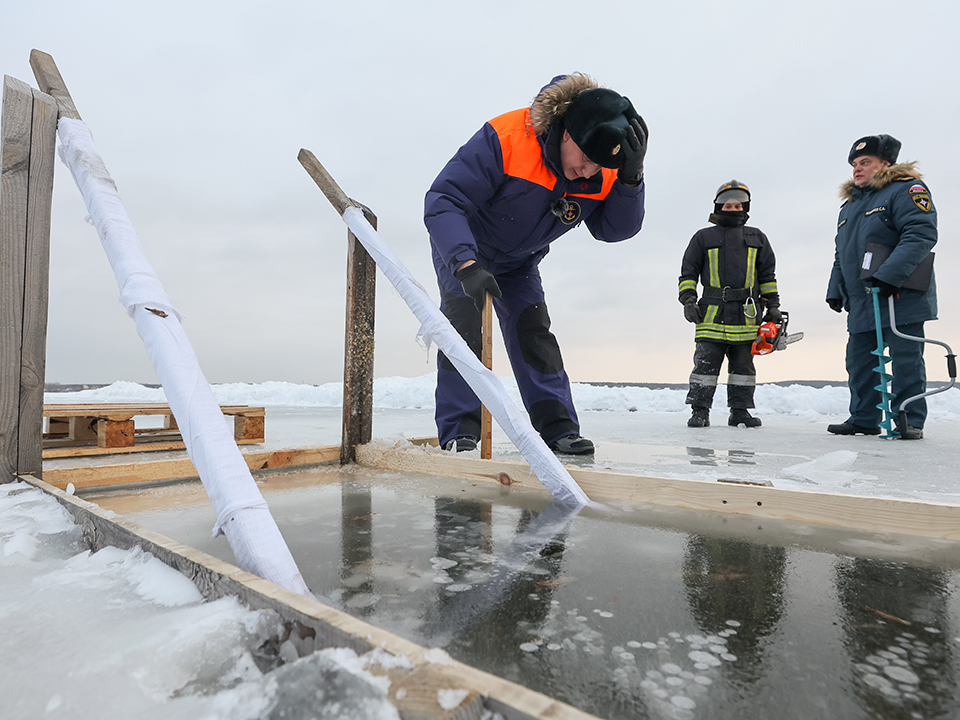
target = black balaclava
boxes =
[709,206,748,227]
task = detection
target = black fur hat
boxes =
[848,134,901,165]
[564,88,643,169]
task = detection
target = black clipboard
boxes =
[860,243,934,292]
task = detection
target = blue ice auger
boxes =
[887,293,957,431]
[869,286,899,439]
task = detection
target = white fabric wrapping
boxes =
[341,206,590,506]
[56,118,310,597]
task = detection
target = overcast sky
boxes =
[3,0,959,386]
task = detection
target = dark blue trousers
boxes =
[846,322,927,429]
[435,264,579,447]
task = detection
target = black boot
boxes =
[548,434,595,455]
[826,421,880,436]
[442,436,478,452]
[728,408,761,427]
[688,407,710,428]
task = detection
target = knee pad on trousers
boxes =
[517,302,564,375]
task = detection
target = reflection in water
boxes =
[682,536,786,682]
[428,500,581,662]
[685,447,756,467]
[339,482,375,616]
[728,449,755,466]
[835,558,960,719]
[317,480,960,720]
[686,446,717,466]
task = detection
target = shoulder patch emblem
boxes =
[909,184,927,194]
[912,194,932,212]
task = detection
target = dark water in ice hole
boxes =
[85,466,960,720]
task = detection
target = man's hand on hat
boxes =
[618,117,648,187]
[455,261,502,310]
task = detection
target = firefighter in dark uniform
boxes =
[678,181,780,428]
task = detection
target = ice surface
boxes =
[23,376,960,718]
[0,483,404,720]
[45,376,960,505]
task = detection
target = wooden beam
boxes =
[480,292,493,459]
[28,49,81,120]
[0,75,57,483]
[234,414,265,443]
[18,83,57,478]
[355,444,960,542]
[97,419,135,448]
[341,206,377,464]
[295,151,379,465]
[0,76,32,483]
[43,403,262,418]
[42,444,342,490]
[297,149,356,217]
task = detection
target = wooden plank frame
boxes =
[356,444,960,542]
[1,74,58,482]
[22,474,600,720]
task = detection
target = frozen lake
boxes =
[84,465,960,720]
[8,379,960,718]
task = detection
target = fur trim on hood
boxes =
[529,73,599,136]
[839,161,922,201]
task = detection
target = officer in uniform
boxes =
[678,181,780,428]
[424,73,647,455]
[826,135,937,439]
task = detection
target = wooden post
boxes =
[480,292,493,459]
[0,75,58,482]
[297,150,378,465]
[341,207,377,464]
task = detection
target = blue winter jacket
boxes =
[424,78,645,294]
[827,162,937,334]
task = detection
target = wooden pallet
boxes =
[42,403,265,457]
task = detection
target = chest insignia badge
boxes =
[559,199,581,225]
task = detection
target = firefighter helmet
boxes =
[714,180,751,206]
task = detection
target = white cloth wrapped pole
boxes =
[341,206,590,506]
[56,118,310,597]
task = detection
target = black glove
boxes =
[826,298,843,313]
[617,117,648,186]
[455,263,501,310]
[683,299,702,324]
[871,277,899,299]
[763,305,783,324]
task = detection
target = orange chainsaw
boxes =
[752,311,803,356]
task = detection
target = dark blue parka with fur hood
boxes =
[827,162,937,334]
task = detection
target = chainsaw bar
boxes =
[774,331,803,351]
